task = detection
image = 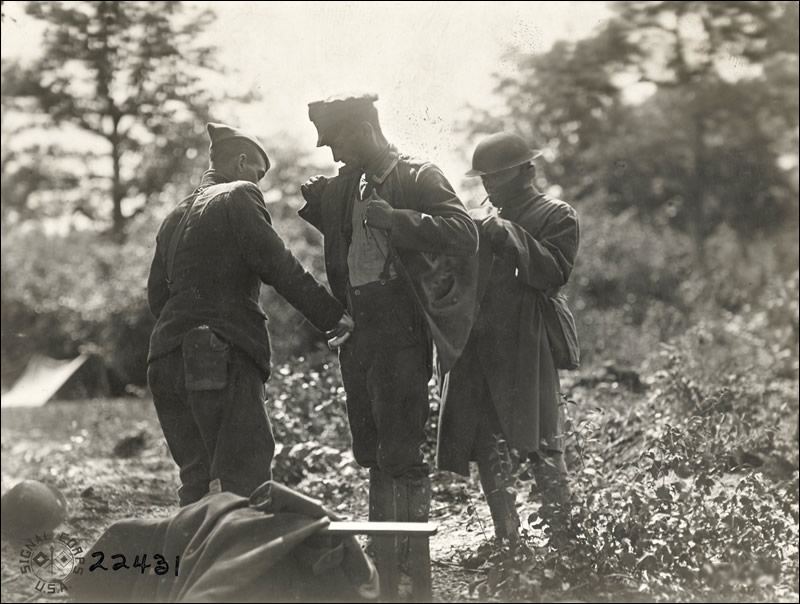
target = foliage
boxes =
[1,0,222,236]
[566,202,799,366]
[565,201,694,364]
[0,214,158,392]
[469,276,799,602]
[1,286,797,601]
[266,356,361,510]
[464,0,800,367]
[468,0,799,263]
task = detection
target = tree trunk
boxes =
[672,6,708,269]
[110,118,125,239]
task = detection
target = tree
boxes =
[610,1,797,262]
[2,1,221,237]
[469,1,799,265]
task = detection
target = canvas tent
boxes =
[1,353,93,407]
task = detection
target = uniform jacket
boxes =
[147,170,344,380]
[299,148,479,373]
[438,190,580,472]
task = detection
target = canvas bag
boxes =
[539,291,580,370]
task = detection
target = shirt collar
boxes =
[199,170,231,187]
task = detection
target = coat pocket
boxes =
[182,325,230,390]
[539,293,580,370]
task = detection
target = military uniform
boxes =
[437,132,580,542]
[147,125,345,506]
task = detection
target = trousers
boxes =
[339,279,430,479]
[148,344,273,506]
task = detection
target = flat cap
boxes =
[207,122,270,171]
[308,93,379,147]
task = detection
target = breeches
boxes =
[148,344,273,506]
[339,280,430,479]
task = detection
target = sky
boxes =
[205,1,610,176]
[1,1,610,192]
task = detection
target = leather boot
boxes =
[369,468,400,601]
[483,486,521,541]
[477,440,521,541]
[402,476,432,602]
[530,451,571,548]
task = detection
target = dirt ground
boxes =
[0,398,527,603]
[2,357,798,604]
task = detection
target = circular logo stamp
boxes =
[19,532,84,594]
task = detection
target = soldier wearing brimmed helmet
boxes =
[465,131,544,177]
[437,132,581,547]
[147,123,353,506]
[300,93,479,599]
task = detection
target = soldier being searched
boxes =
[299,93,479,599]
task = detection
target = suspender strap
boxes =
[379,244,395,283]
[361,180,396,283]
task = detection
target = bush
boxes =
[1,222,155,394]
[568,199,798,368]
[567,203,694,365]
[474,285,799,602]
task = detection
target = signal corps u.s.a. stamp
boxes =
[18,532,84,594]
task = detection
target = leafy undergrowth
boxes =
[470,296,799,602]
[1,297,798,602]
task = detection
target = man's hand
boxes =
[364,194,394,230]
[326,312,355,348]
[482,215,509,250]
[300,175,329,204]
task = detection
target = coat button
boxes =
[452,296,458,304]
[354,289,361,296]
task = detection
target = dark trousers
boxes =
[147,346,273,506]
[339,280,430,479]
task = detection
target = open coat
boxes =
[298,148,479,373]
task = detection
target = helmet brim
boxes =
[465,149,543,177]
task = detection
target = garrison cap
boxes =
[308,93,379,147]
[207,122,270,171]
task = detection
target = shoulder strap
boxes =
[164,188,204,289]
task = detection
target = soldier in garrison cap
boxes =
[437,132,581,547]
[147,122,354,506]
[300,93,479,599]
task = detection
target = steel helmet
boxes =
[1,480,68,539]
[466,132,542,177]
